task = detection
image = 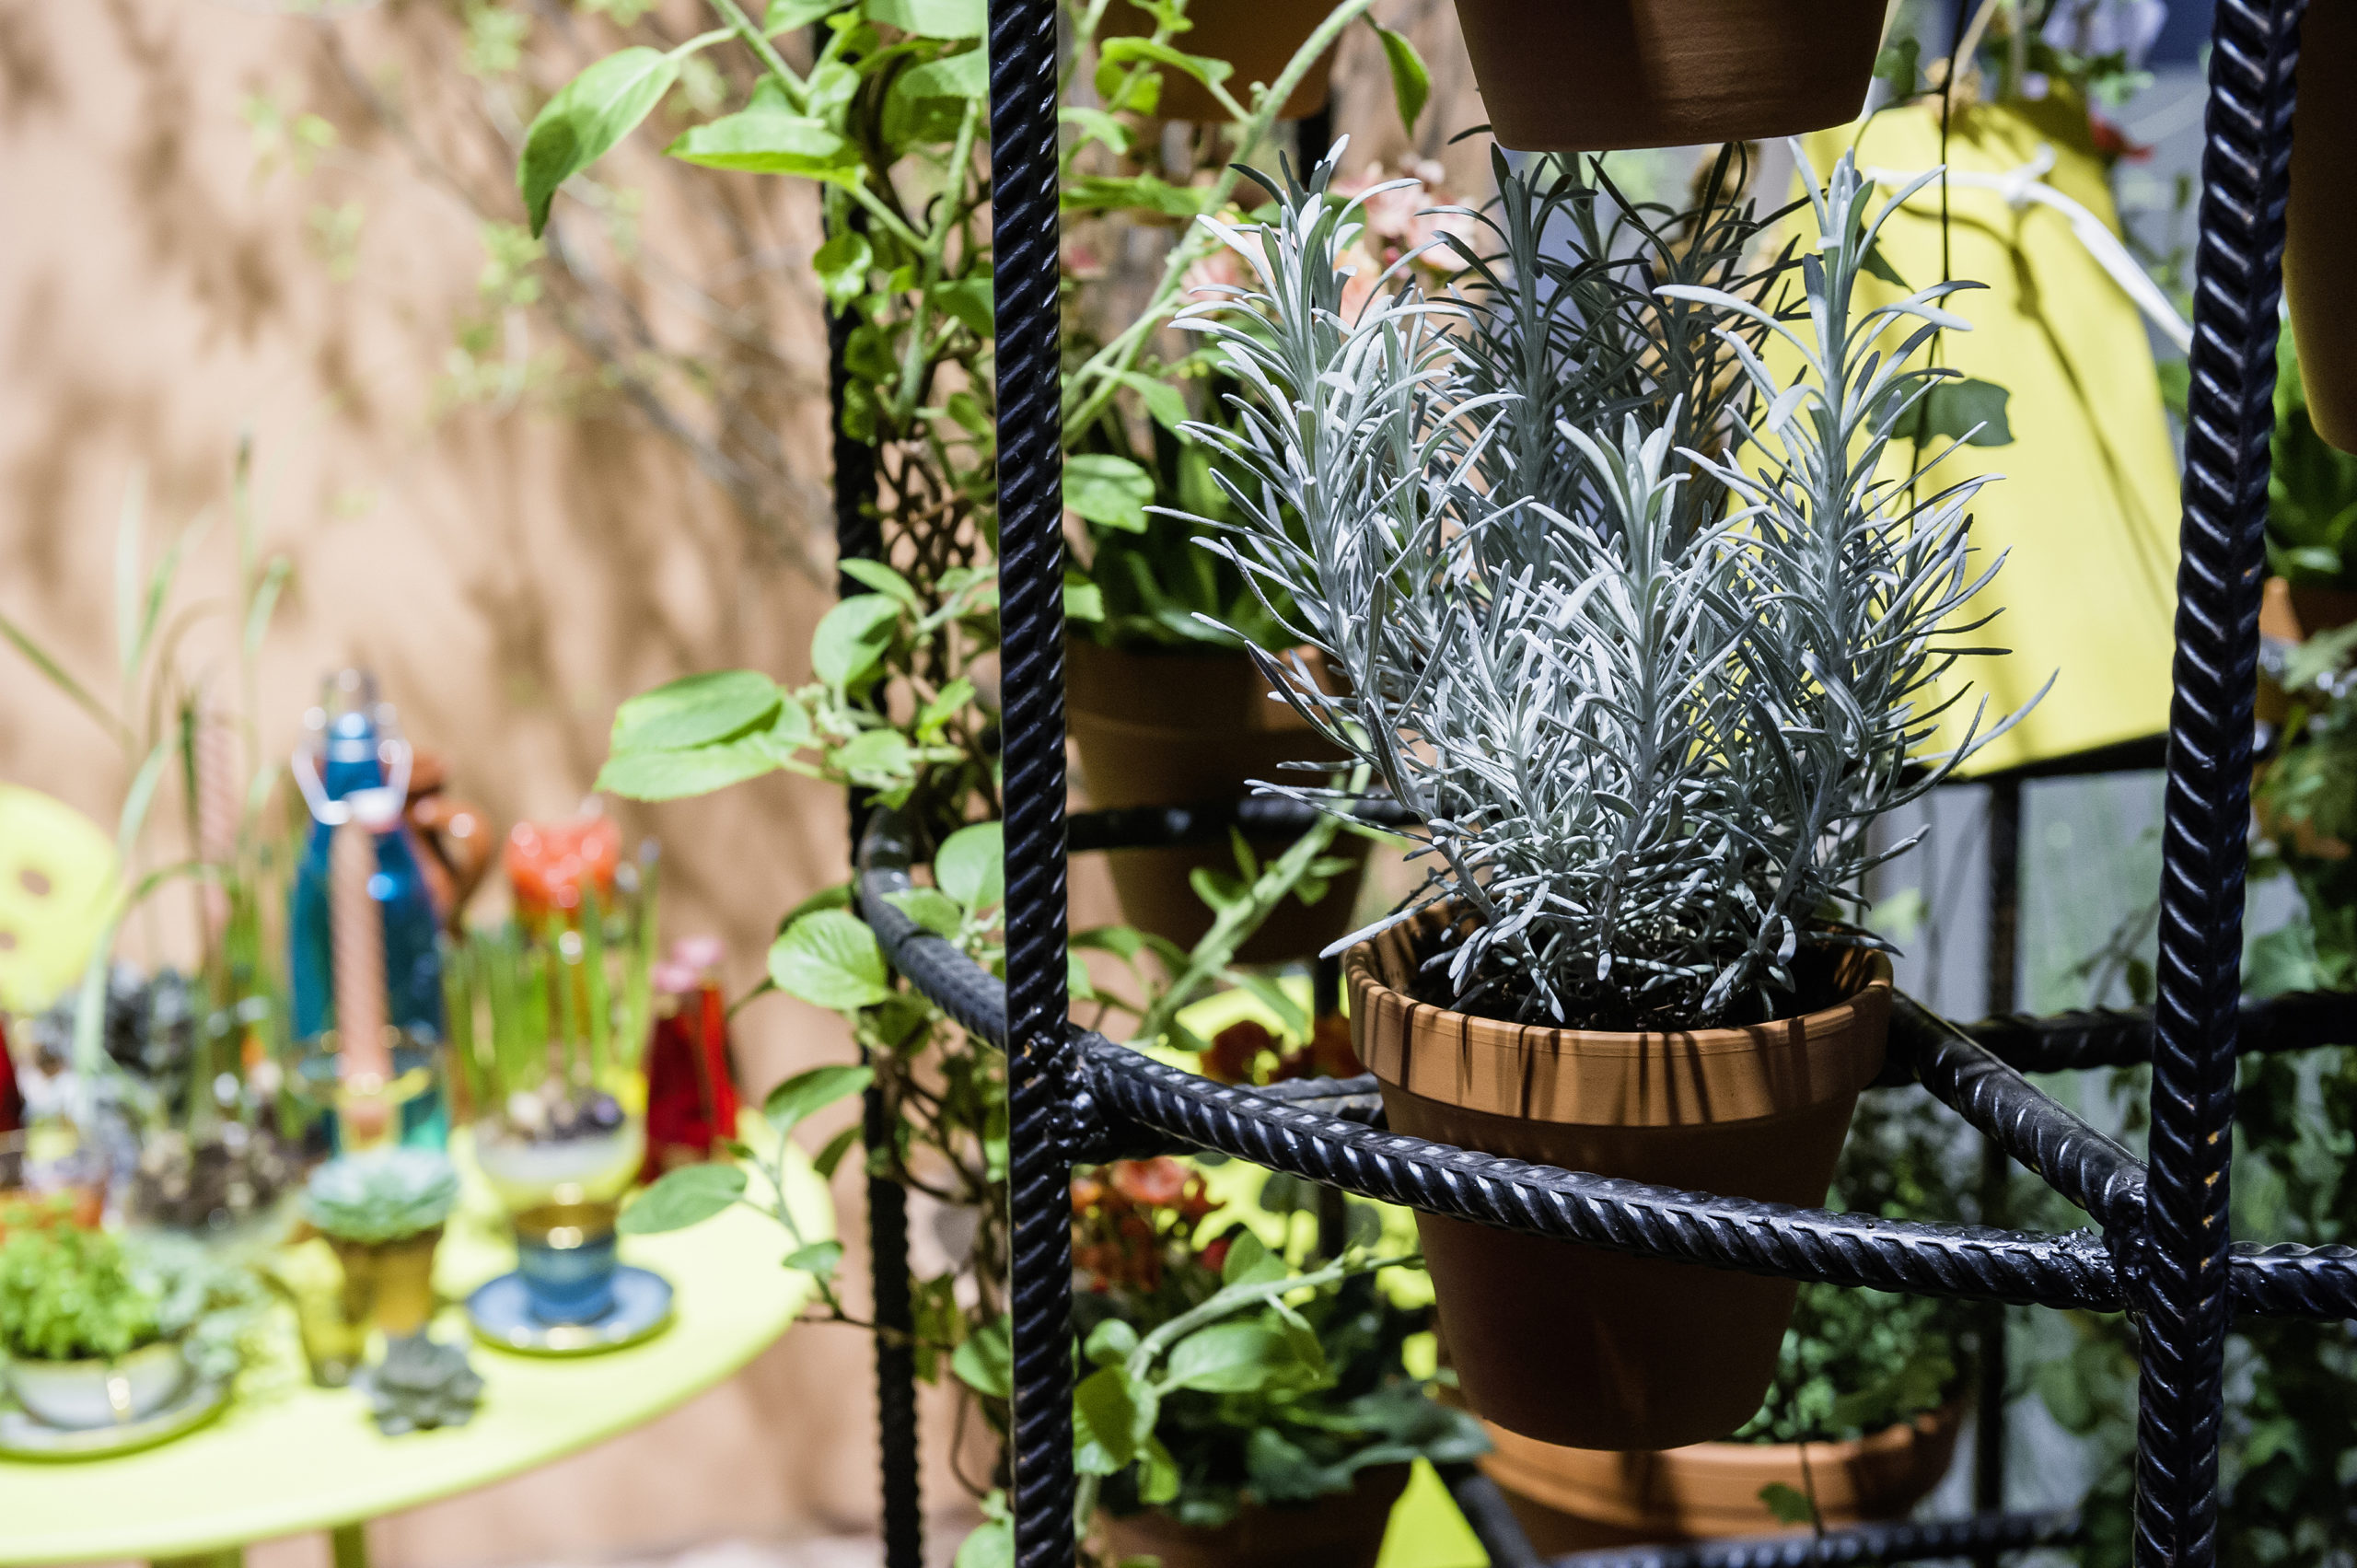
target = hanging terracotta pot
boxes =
[1067,639,1367,966]
[1351,911,1889,1450]
[1098,0,1339,122]
[1450,0,1886,153]
[1480,1406,1962,1551]
[2287,0,2357,454]
[1099,1463,1411,1568]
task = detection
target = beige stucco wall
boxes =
[0,1,1479,1563]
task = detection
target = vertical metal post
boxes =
[987,0,1075,1564]
[1974,777,2021,1562]
[2135,0,2303,1560]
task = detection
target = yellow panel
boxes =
[0,783,119,1016]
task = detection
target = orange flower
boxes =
[1109,1156,1190,1209]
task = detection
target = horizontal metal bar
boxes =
[1068,794,1414,854]
[1546,1509,2082,1568]
[1963,989,2357,1072]
[1438,1463,1548,1568]
[1893,995,2147,1231]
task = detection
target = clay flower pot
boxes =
[1067,639,1366,965]
[7,1340,189,1430]
[1099,0,1338,122]
[1350,912,1890,1450]
[1100,1463,1411,1568]
[2287,0,2357,453]
[1480,1406,1962,1551]
[330,1225,445,1341]
[1451,0,1886,153]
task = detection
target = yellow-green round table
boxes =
[0,1134,830,1568]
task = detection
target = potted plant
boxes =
[1053,1158,1486,1568]
[2287,0,2357,454]
[302,1147,459,1341]
[1449,0,1886,152]
[1175,147,2020,1449]
[0,1210,185,1429]
[1478,1093,1974,1547]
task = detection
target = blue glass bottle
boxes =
[289,670,447,1149]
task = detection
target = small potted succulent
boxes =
[302,1147,459,1341]
[0,1210,184,1429]
[1056,1158,1487,1568]
[1177,146,2020,1449]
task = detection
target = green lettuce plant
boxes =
[303,1149,460,1246]
[0,1221,162,1364]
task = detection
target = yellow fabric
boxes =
[1786,96,2182,775]
[0,783,118,1016]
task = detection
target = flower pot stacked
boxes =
[1350,912,1891,1450]
[1067,640,1367,965]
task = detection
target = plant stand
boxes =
[833,0,2330,1561]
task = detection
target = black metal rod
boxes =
[2135,0,2304,1558]
[1546,1510,2082,1568]
[1975,776,2021,1562]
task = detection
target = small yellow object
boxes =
[1786,95,2184,775]
[0,782,121,1015]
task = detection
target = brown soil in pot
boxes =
[1482,1405,1962,1550]
[1098,1462,1411,1568]
[1351,913,1889,1451]
[1450,0,1886,153]
[1067,639,1366,965]
[1097,0,1338,122]
[2287,0,2357,453]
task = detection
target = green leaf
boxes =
[1368,21,1430,134]
[1085,1318,1139,1367]
[596,738,782,800]
[841,557,919,608]
[1861,239,1908,288]
[1074,1364,1156,1474]
[667,111,861,180]
[1220,1228,1286,1289]
[764,1063,877,1132]
[935,821,1005,910]
[885,886,965,936]
[768,0,849,31]
[619,1162,747,1233]
[1872,37,1921,99]
[519,48,680,237]
[1060,106,1132,155]
[610,669,783,753]
[811,1122,864,1179]
[1063,174,1211,221]
[1757,1481,1817,1527]
[829,727,918,784]
[811,593,903,691]
[1162,1321,1292,1393]
[1065,454,1156,532]
[1136,1434,1181,1505]
[953,1318,1014,1399]
[1112,371,1188,431]
[892,47,989,102]
[769,909,893,1010]
[1067,950,1096,1000]
[814,229,875,308]
[914,678,977,742]
[866,0,987,37]
[784,1240,844,1277]
[930,277,995,339]
[953,1518,1012,1568]
[1918,376,2014,447]
[1097,36,1231,87]
[1064,573,1105,623]
[780,882,854,928]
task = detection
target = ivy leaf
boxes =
[610,669,782,753]
[1060,106,1132,155]
[1097,37,1232,88]
[813,228,874,308]
[784,1240,845,1277]
[953,1317,1014,1399]
[1064,454,1156,532]
[1873,37,1921,99]
[667,112,862,181]
[865,0,987,37]
[1162,1321,1293,1393]
[519,48,680,237]
[1073,1364,1157,1474]
[1084,1318,1139,1367]
[914,677,977,742]
[891,47,989,103]
[1757,1481,1817,1527]
[885,886,965,936]
[841,556,919,608]
[929,278,995,338]
[619,1162,746,1234]
[764,1063,877,1132]
[1064,573,1106,624]
[596,738,783,800]
[1917,376,2014,447]
[1368,21,1430,134]
[830,728,918,784]
[1220,1228,1286,1288]
[811,1122,864,1179]
[935,820,1004,911]
[811,593,903,691]
[1063,175,1211,221]
[953,1519,1011,1568]
[1112,370,1189,431]
[769,909,892,1010]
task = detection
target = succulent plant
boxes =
[1179,145,2026,1029]
[303,1147,459,1246]
[358,1333,483,1434]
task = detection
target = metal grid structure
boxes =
[830,0,2340,1562]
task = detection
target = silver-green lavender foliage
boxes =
[1178,145,2027,1028]
[303,1147,459,1245]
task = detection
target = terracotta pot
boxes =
[330,1225,445,1340]
[1098,0,1338,122]
[1480,1405,1963,1550]
[1100,1462,1411,1568]
[2287,0,2357,454]
[1451,0,1885,153]
[1067,640,1366,965]
[1351,914,1890,1450]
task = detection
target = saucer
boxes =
[0,1376,227,1460]
[466,1265,674,1355]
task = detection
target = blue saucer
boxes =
[466,1265,674,1355]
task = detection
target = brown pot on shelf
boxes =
[329,1225,444,1341]
[1351,911,1890,1451]
[1097,0,1338,122]
[1099,1462,1411,1568]
[1480,1406,1963,1551]
[1067,639,1367,967]
[2287,0,2357,454]
[1450,0,1885,153]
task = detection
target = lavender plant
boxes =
[1181,146,2031,1029]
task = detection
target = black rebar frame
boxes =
[827,0,2337,1561]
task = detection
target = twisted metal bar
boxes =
[2137,0,2304,1556]
[1964,988,2357,1072]
[1896,995,2147,1232]
[1547,1511,2082,1568]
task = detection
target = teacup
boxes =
[513,1200,621,1324]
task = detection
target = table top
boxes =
[0,1131,830,1565]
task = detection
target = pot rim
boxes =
[6,1335,185,1375]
